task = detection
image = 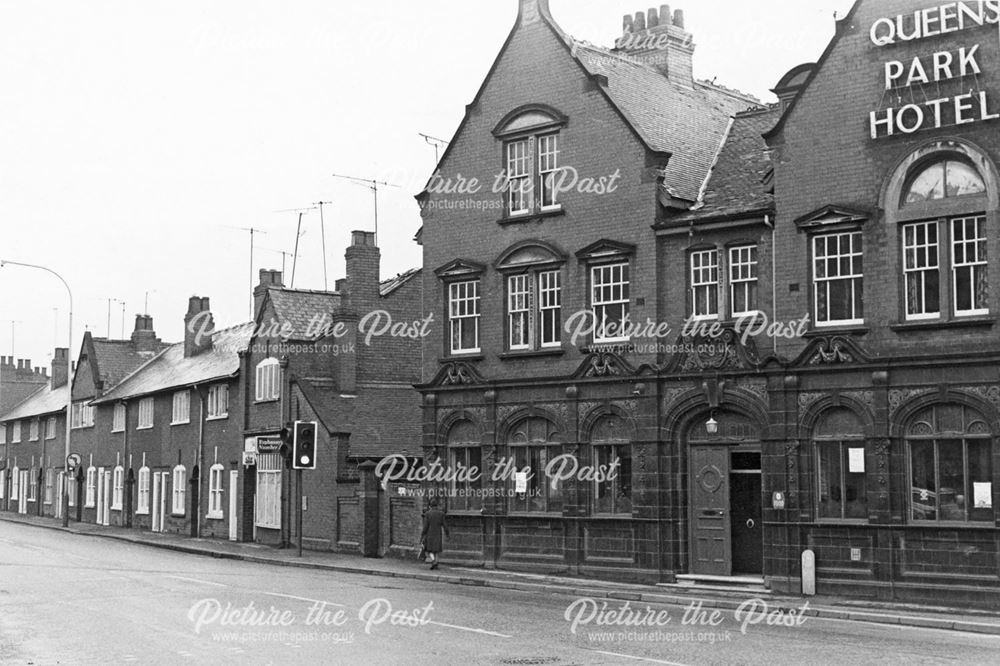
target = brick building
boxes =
[243,231,422,553]
[68,317,169,524]
[0,356,50,415]
[0,349,70,517]
[755,0,1000,606]
[90,298,249,539]
[414,0,1000,608]
[416,0,762,582]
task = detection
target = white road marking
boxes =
[590,650,693,665]
[427,620,512,638]
[164,575,228,587]
[259,591,345,607]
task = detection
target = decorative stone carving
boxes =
[797,392,824,415]
[843,390,874,407]
[661,386,691,412]
[736,378,768,402]
[964,384,1000,411]
[438,362,484,386]
[888,388,932,417]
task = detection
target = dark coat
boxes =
[420,508,449,553]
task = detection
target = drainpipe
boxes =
[766,214,777,355]
[123,400,131,528]
[195,383,206,539]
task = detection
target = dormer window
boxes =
[494,105,568,220]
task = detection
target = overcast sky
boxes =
[0,0,854,373]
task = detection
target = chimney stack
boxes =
[130,314,162,353]
[343,231,380,309]
[51,348,69,389]
[184,296,214,357]
[615,4,695,87]
[254,269,284,319]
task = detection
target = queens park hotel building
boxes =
[415,0,1000,607]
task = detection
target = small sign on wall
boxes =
[242,451,257,467]
[514,472,528,494]
[848,448,865,473]
[772,491,786,510]
[973,482,993,509]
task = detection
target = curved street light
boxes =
[0,260,74,527]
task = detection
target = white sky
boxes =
[0,0,854,371]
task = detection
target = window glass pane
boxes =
[968,439,993,522]
[946,160,986,197]
[906,162,946,203]
[817,444,842,519]
[910,440,936,521]
[938,439,965,521]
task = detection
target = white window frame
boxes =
[137,397,154,430]
[85,466,96,507]
[902,220,940,321]
[255,453,282,529]
[172,465,187,516]
[68,474,76,507]
[538,270,562,348]
[538,134,561,210]
[952,215,988,317]
[112,403,126,433]
[29,419,39,442]
[171,390,191,425]
[729,245,760,318]
[10,466,19,500]
[208,464,225,519]
[0,426,5,445]
[0,469,5,499]
[136,466,150,515]
[255,358,280,402]
[506,138,532,216]
[44,468,54,505]
[45,416,56,440]
[508,274,531,351]
[813,231,864,327]
[690,249,720,320]
[207,384,229,419]
[591,263,630,344]
[28,467,37,501]
[12,421,21,443]
[448,280,481,355]
[112,465,124,510]
[71,402,94,429]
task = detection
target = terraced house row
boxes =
[0,232,423,554]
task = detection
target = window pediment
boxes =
[495,240,566,271]
[434,259,486,279]
[794,204,870,232]
[575,239,636,262]
[493,104,568,137]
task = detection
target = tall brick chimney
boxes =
[615,5,695,87]
[184,296,214,357]
[344,231,380,309]
[51,348,69,389]
[254,269,284,319]
[130,314,161,353]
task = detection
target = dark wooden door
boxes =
[690,446,731,576]
[731,472,763,574]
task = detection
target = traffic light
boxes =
[292,420,318,470]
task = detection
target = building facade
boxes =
[416,0,1000,607]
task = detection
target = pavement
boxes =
[2,510,999,637]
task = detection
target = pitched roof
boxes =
[90,338,168,389]
[297,379,422,460]
[0,383,67,422]
[569,42,761,203]
[667,106,781,224]
[92,324,252,404]
[266,288,342,340]
[379,268,421,297]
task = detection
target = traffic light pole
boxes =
[296,468,303,558]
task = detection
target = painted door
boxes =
[151,473,161,532]
[690,446,731,576]
[18,470,28,514]
[228,470,239,541]
[731,452,763,575]
[158,473,168,531]
[102,471,112,525]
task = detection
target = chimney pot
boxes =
[647,8,659,27]
[673,8,685,28]
[184,296,214,357]
[622,13,634,33]
[634,11,646,31]
[660,5,672,26]
[351,230,376,247]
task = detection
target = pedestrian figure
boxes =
[420,498,449,570]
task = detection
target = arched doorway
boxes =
[686,410,762,576]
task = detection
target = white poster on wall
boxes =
[848,448,865,473]
[973,482,992,509]
[514,471,528,494]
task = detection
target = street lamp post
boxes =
[0,260,73,527]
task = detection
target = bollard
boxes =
[801,549,816,596]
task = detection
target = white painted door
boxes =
[151,473,161,532]
[96,468,105,524]
[228,470,238,541]
[55,472,64,519]
[158,472,168,531]
[18,471,28,514]
[102,471,112,525]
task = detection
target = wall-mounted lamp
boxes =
[705,416,719,435]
